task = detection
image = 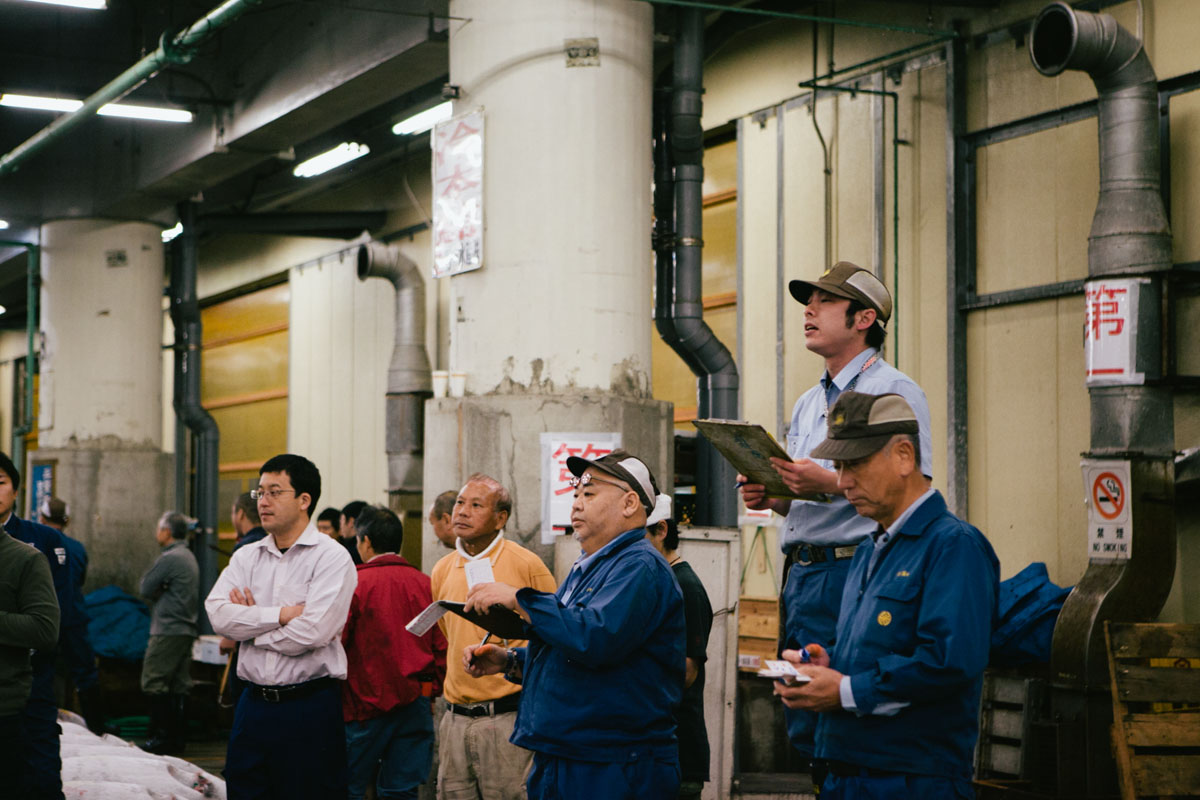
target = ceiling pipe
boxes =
[0,0,258,177]
[662,7,739,527]
[357,242,431,495]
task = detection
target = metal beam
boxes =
[945,31,970,518]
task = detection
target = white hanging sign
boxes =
[1084,278,1146,386]
[432,108,484,278]
[539,433,622,545]
[1081,458,1132,561]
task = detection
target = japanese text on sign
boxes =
[1084,278,1145,386]
[540,433,622,545]
[432,109,484,278]
[1081,459,1132,561]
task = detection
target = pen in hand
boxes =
[469,631,492,667]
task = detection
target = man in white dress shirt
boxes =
[206,453,357,799]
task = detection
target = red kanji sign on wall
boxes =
[1084,278,1147,386]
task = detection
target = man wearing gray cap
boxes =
[738,261,932,761]
[462,450,685,800]
[773,391,998,798]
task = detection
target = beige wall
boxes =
[713,0,1200,605]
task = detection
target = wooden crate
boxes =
[737,596,779,672]
[1104,621,1200,799]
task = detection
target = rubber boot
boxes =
[142,694,173,754]
[168,693,188,754]
[77,685,107,735]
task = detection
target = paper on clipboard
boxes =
[692,419,831,502]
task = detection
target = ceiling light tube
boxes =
[293,142,370,178]
[98,103,192,123]
[392,101,453,136]
[161,222,183,243]
[2,93,191,123]
[0,220,8,230]
[19,0,106,8]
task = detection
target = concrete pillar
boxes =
[35,219,171,592]
[448,0,654,393]
[424,0,672,566]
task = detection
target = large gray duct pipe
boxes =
[170,201,219,634]
[1029,4,1176,793]
[659,8,740,527]
[357,242,431,494]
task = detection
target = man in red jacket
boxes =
[342,505,447,800]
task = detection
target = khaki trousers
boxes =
[437,706,531,800]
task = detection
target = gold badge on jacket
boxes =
[877,610,892,626]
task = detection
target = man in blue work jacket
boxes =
[0,452,79,800]
[463,450,685,800]
[774,392,999,800]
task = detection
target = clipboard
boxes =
[438,601,528,640]
[692,419,831,502]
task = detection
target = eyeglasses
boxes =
[567,473,630,493]
[250,488,296,501]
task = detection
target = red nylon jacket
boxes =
[341,554,447,721]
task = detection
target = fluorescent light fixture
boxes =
[20,0,106,8]
[0,306,7,316]
[392,102,453,136]
[293,142,370,178]
[98,103,192,123]
[0,220,8,230]
[0,93,191,123]
[0,94,81,113]
[161,222,183,243]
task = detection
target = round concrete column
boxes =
[39,219,163,448]
[448,0,653,395]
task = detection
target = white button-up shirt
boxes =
[205,523,357,686]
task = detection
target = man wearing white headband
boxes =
[462,450,685,800]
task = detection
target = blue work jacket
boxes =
[816,491,999,780]
[511,527,685,763]
[6,514,76,631]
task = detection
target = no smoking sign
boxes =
[1082,459,1131,561]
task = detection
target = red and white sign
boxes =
[1081,459,1131,561]
[1084,278,1146,386]
[432,109,484,278]
[540,433,622,544]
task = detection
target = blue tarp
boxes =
[990,562,1072,668]
[85,585,150,662]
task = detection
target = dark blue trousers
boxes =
[22,652,62,800]
[527,751,679,800]
[821,773,974,799]
[781,558,853,759]
[225,684,348,800]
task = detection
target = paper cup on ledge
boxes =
[432,370,449,398]
[449,371,467,398]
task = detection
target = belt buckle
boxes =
[262,686,282,703]
[793,546,812,567]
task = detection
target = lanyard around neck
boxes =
[824,353,879,419]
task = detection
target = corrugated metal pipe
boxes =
[357,242,431,494]
[657,7,739,527]
[170,201,219,634]
[1030,2,1176,686]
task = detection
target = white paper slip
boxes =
[757,659,812,682]
[463,558,495,588]
[406,602,450,636]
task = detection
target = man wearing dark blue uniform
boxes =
[464,451,685,800]
[774,393,999,800]
[0,453,77,800]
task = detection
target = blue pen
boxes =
[799,646,811,664]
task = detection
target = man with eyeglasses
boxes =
[463,451,685,800]
[429,473,554,800]
[205,453,358,799]
[773,392,997,799]
[738,262,932,765]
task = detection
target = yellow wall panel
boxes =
[976,120,1095,295]
[201,282,289,345]
[202,330,289,403]
[1169,91,1200,264]
[703,201,739,297]
[210,397,288,468]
